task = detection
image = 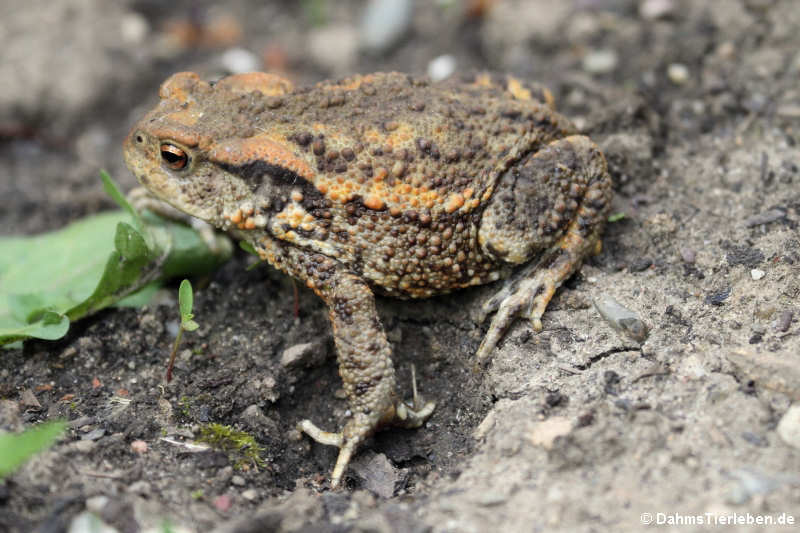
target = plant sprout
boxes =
[166,279,199,382]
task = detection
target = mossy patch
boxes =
[197,423,265,470]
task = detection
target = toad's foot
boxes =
[476,229,604,361]
[475,135,611,361]
[298,395,434,489]
[127,186,224,254]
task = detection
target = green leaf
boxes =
[608,212,626,223]
[100,169,145,237]
[182,319,199,332]
[0,421,66,479]
[0,173,232,346]
[0,313,70,345]
[116,282,160,307]
[66,222,154,321]
[239,240,258,255]
[178,279,193,318]
[1,211,128,344]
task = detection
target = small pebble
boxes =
[130,440,148,454]
[427,54,456,82]
[120,12,149,45]
[594,294,650,342]
[777,404,800,449]
[777,310,793,332]
[582,49,618,74]
[281,342,315,367]
[629,257,652,272]
[231,475,245,486]
[69,416,93,428]
[360,0,413,53]
[241,488,259,501]
[680,247,696,264]
[750,269,765,280]
[82,428,106,441]
[20,389,41,409]
[705,287,731,306]
[667,63,690,85]
[350,450,404,498]
[744,208,786,227]
[478,489,510,506]
[639,0,675,20]
[85,496,109,514]
[741,431,768,447]
[220,48,261,74]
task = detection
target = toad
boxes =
[123,71,612,488]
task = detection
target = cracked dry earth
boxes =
[2,0,800,532]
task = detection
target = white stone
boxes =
[639,0,675,20]
[777,404,800,449]
[120,12,149,45]
[220,48,261,74]
[582,49,618,74]
[281,342,315,367]
[428,55,456,82]
[667,63,690,85]
[360,0,413,53]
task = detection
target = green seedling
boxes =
[166,280,200,382]
[608,212,626,223]
[178,396,192,418]
[0,421,66,479]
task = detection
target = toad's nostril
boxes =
[135,134,144,143]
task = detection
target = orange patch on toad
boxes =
[473,72,492,88]
[217,72,294,96]
[507,77,532,101]
[320,74,377,92]
[208,134,313,180]
[364,194,385,210]
[158,71,202,102]
[385,123,414,145]
[445,193,465,213]
[363,128,384,145]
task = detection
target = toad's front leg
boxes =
[297,264,434,489]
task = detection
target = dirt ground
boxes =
[2,0,799,531]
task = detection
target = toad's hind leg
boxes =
[475,135,612,360]
[296,265,434,489]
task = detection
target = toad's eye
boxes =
[160,143,189,170]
